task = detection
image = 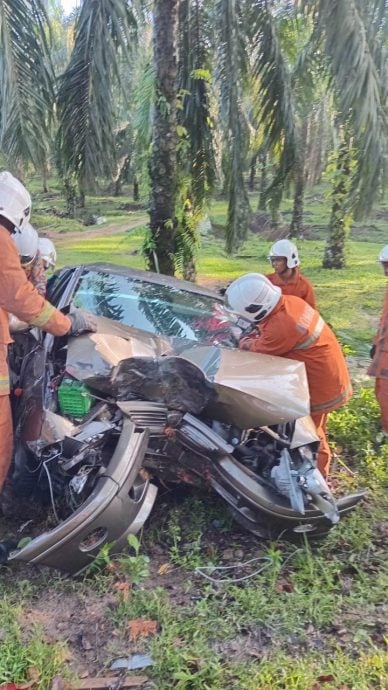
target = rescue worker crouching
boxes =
[266,239,317,309]
[225,273,352,477]
[0,171,97,495]
[368,245,388,442]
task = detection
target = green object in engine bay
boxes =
[57,378,94,418]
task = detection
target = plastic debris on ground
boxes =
[110,655,154,671]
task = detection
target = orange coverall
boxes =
[0,225,71,490]
[266,268,317,309]
[368,286,388,433]
[24,250,47,297]
[240,295,352,476]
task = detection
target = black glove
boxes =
[69,309,98,336]
[370,344,376,359]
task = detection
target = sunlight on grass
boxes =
[6,176,385,690]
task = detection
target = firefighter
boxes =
[0,171,97,493]
[13,223,47,296]
[266,239,317,309]
[38,237,57,271]
[368,245,388,441]
[225,273,352,477]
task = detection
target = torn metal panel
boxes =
[291,415,320,447]
[178,345,310,426]
[66,329,310,426]
[65,315,173,381]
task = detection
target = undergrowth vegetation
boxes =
[0,183,386,688]
[0,598,69,685]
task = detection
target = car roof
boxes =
[66,263,222,301]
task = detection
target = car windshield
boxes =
[72,270,237,343]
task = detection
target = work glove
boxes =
[69,308,98,336]
[370,344,376,359]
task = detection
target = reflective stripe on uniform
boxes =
[0,373,10,395]
[29,301,56,328]
[311,383,352,413]
[294,316,325,351]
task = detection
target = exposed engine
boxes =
[2,326,364,575]
[9,328,336,526]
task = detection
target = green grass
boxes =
[34,178,384,353]
[57,227,148,268]
[0,598,70,686]
[55,226,384,353]
[0,178,387,689]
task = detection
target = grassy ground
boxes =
[0,178,387,689]
[31,178,386,353]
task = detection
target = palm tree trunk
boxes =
[133,175,139,201]
[289,119,308,238]
[323,139,352,269]
[146,0,179,276]
[114,155,131,197]
[42,161,49,193]
[249,152,258,191]
[258,147,268,211]
[64,177,77,218]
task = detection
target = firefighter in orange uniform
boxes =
[225,273,352,477]
[368,246,388,440]
[13,223,48,296]
[0,171,97,493]
[266,239,317,309]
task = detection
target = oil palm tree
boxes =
[145,0,180,275]
[1,0,386,275]
[175,0,216,279]
[299,0,387,266]
[0,0,54,180]
[56,0,138,207]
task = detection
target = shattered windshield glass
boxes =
[72,270,236,342]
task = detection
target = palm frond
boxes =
[0,0,54,168]
[133,59,155,153]
[302,0,388,215]
[56,0,138,188]
[178,0,216,208]
[249,0,297,211]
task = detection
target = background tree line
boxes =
[0,0,386,277]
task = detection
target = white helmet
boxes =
[225,273,282,322]
[268,239,299,268]
[38,237,57,269]
[0,171,31,232]
[12,222,39,267]
[378,245,388,262]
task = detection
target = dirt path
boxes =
[47,217,148,243]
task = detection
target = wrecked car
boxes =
[3,264,363,574]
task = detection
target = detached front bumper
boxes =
[10,419,157,575]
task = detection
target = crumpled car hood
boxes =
[65,316,310,427]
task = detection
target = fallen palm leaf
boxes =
[128,618,157,641]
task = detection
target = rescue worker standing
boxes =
[225,273,352,477]
[368,246,388,441]
[266,239,317,309]
[0,171,97,493]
